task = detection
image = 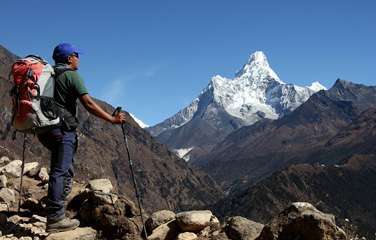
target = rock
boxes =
[8,215,28,224]
[87,178,113,193]
[22,198,43,213]
[211,231,231,240]
[0,160,22,177]
[148,220,179,240]
[225,216,264,240]
[177,232,198,240]
[33,221,46,228]
[24,162,40,176]
[77,191,139,239]
[145,210,176,234]
[176,210,214,232]
[120,196,139,217]
[0,156,10,164]
[256,202,347,240]
[0,202,8,211]
[0,188,16,205]
[92,191,118,205]
[0,174,7,188]
[209,215,221,230]
[45,227,97,240]
[198,226,211,237]
[19,237,33,240]
[31,214,47,223]
[38,167,49,182]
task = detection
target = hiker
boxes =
[37,43,126,233]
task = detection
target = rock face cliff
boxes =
[0,44,223,213]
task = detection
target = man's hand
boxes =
[111,112,126,124]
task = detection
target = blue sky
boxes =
[1,0,375,126]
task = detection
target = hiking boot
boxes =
[46,217,80,233]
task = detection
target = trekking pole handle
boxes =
[112,106,122,116]
[113,106,126,136]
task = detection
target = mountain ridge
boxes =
[194,79,376,190]
[148,51,325,161]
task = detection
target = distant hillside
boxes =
[0,44,224,213]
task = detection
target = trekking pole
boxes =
[18,133,27,214]
[113,107,148,238]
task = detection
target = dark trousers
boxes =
[38,128,77,222]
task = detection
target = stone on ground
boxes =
[148,220,179,240]
[145,210,176,234]
[176,210,214,232]
[87,178,113,193]
[177,232,198,240]
[0,160,22,177]
[225,216,264,240]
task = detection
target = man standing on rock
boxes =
[37,43,126,233]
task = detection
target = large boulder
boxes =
[176,210,217,232]
[225,216,264,240]
[148,220,180,240]
[145,210,176,234]
[256,202,347,240]
[87,178,113,193]
[0,160,22,177]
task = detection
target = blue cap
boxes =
[52,43,83,62]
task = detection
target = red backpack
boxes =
[10,55,60,134]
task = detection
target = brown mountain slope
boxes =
[0,44,223,213]
[215,108,376,237]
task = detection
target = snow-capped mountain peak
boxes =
[149,51,325,144]
[130,113,149,128]
[248,51,269,67]
[236,51,284,84]
[307,81,327,92]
